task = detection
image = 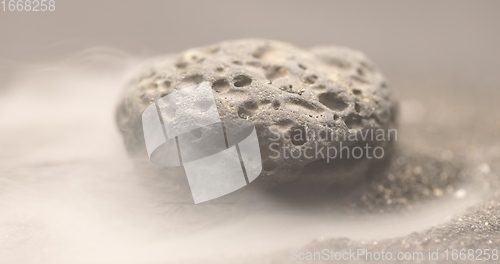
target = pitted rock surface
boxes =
[115,39,398,189]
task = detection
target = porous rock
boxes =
[115,39,398,189]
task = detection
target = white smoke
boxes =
[0,49,480,264]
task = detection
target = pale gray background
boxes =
[1,0,499,92]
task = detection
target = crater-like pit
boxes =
[318,92,349,111]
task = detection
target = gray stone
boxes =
[115,39,398,189]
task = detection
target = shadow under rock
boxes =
[266,144,469,214]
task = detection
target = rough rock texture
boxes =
[115,39,398,189]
